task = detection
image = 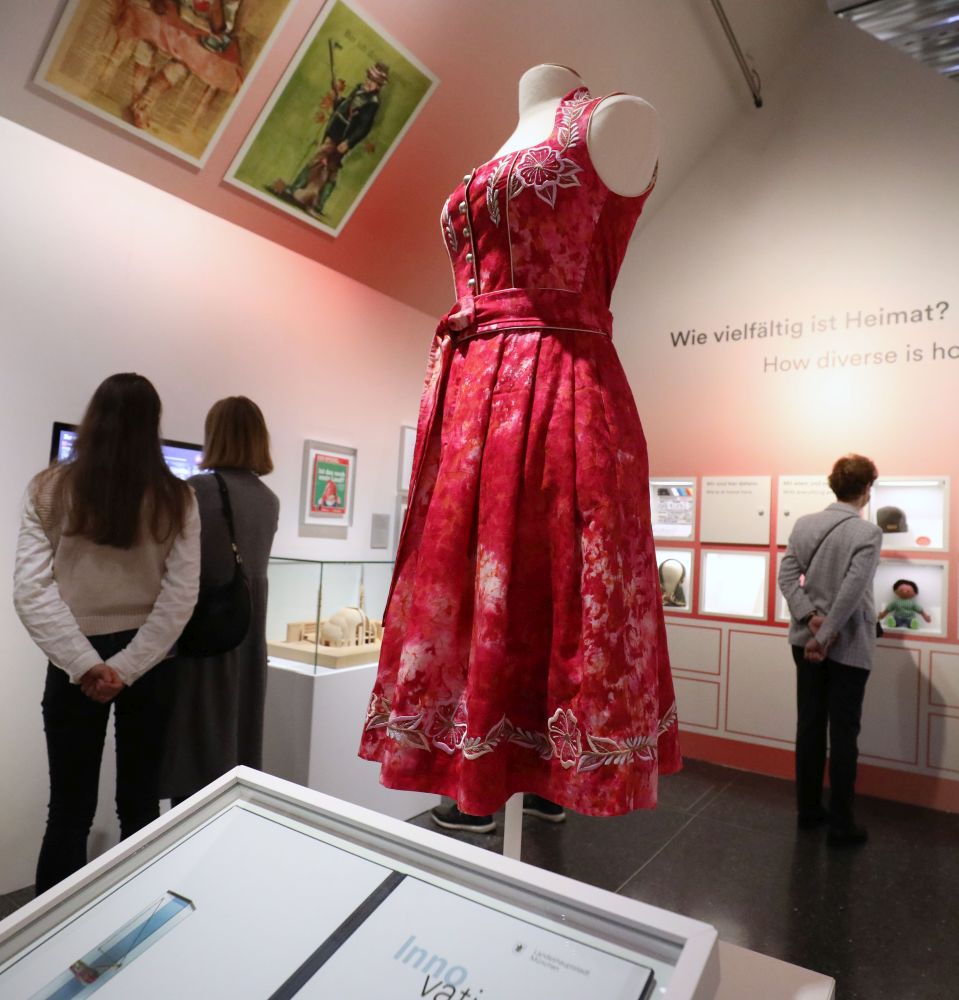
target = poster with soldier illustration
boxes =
[227,0,437,236]
[36,0,295,164]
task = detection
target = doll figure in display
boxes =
[880,579,931,630]
[358,64,680,829]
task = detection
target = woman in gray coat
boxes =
[161,397,279,801]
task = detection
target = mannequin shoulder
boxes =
[586,94,660,197]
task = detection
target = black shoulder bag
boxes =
[177,472,252,657]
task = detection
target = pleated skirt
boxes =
[358,325,681,816]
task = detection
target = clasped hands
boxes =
[79,664,125,703]
[803,614,830,663]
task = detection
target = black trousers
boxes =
[792,645,869,826]
[36,631,174,895]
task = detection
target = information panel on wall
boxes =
[776,475,834,545]
[700,477,771,546]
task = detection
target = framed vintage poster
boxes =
[227,0,438,236]
[35,0,297,165]
[301,439,356,529]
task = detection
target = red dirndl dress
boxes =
[359,89,680,816]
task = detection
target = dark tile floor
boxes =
[409,760,959,1000]
[2,760,956,997]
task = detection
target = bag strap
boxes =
[212,471,243,567]
[803,513,858,575]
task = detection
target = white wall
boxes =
[610,10,959,788]
[0,116,434,893]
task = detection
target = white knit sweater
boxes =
[13,471,200,685]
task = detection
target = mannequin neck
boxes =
[517,64,586,117]
[494,65,586,159]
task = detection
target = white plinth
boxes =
[263,656,439,821]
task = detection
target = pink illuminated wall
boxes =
[612,14,959,808]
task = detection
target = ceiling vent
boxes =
[828,0,959,78]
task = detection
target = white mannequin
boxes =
[493,64,659,197]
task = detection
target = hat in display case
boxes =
[876,506,908,533]
[659,558,687,608]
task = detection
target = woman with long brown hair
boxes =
[14,373,200,894]
[160,396,278,803]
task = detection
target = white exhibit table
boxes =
[0,769,719,1000]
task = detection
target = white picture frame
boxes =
[300,439,357,532]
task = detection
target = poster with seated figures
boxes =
[655,548,693,614]
[873,559,946,637]
[36,0,296,164]
[868,477,949,552]
[227,0,437,236]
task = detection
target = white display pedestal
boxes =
[716,941,835,999]
[263,656,439,821]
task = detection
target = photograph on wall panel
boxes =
[867,476,949,552]
[227,0,437,236]
[873,559,947,638]
[699,549,769,621]
[655,547,694,614]
[649,478,696,540]
[35,0,297,165]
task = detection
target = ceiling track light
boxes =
[829,0,959,80]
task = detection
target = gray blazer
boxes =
[779,502,882,670]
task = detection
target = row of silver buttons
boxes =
[460,174,477,291]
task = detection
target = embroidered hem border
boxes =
[364,697,678,775]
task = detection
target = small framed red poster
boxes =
[301,440,356,530]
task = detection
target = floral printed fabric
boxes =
[358,90,680,816]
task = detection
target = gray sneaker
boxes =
[522,794,566,823]
[430,802,496,833]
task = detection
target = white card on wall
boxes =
[700,477,771,546]
[776,475,833,545]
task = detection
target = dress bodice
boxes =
[440,88,656,312]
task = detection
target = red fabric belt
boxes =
[436,288,613,340]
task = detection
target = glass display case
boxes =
[867,476,949,552]
[873,558,947,638]
[699,550,770,620]
[656,547,694,614]
[266,558,394,672]
[0,769,719,1000]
